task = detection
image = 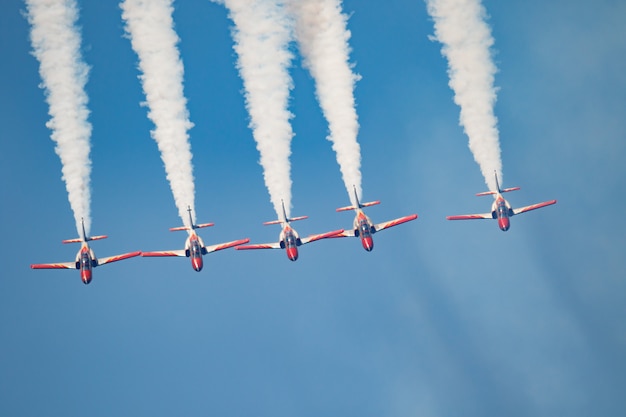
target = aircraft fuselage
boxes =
[281,227,301,261]
[187,234,204,271]
[78,245,94,284]
[493,196,512,231]
[354,212,374,251]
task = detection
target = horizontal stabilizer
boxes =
[476,187,519,197]
[288,215,308,222]
[98,251,142,266]
[63,235,107,244]
[170,222,214,232]
[262,220,283,226]
[501,187,521,193]
[263,215,308,226]
[336,200,380,212]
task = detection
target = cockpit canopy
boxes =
[80,252,91,269]
[284,232,297,248]
[358,219,371,237]
[190,241,202,258]
[496,200,510,218]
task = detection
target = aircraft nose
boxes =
[287,247,298,261]
[81,274,92,285]
[498,218,510,231]
[362,237,374,251]
[192,257,203,272]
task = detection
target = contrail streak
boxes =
[26,0,92,236]
[214,0,294,218]
[121,0,196,226]
[287,0,362,206]
[426,0,502,191]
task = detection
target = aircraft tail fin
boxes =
[170,206,215,231]
[264,200,308,225]
[337,185,380,211]
[476,171,520,196]
[63,218,107,243]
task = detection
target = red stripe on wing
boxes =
[301,229,345,244]
[236,243,279,250]
[141,251,184,257]
[31,263,75,270]
[446,214,492,220]
[205,238,250,253]
[98,251,142,265]
[513,200,557,215]
[375,214,418,231]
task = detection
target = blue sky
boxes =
[1,0,625,416]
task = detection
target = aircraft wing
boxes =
[512,199,557,216]
[98,251,142,266]
[373,214,418,232]
[142,250,187,257]
[204,238,250,254]
[446,213,493,220]
[300,229,345,245]
[31,262,76,270]
[326,230,356,238]
[236,242,282,250]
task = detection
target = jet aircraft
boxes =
[446,171,557,231]
[333,186,418,251]
[142,207,249,271]
[236,201,344,261]
[31,219,141,284]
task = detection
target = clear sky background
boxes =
[1,0,625,416]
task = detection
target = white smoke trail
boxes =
[426,0,502,191]
[287,0,362,206]
[121,0,196,226]
[214,0,294,218]
[26,0,92,236]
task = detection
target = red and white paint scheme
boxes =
[31,218,141,284]
[236,200,344,261]
[447,171,557,231]
[333,186,418,251]
[142,207,249,271]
